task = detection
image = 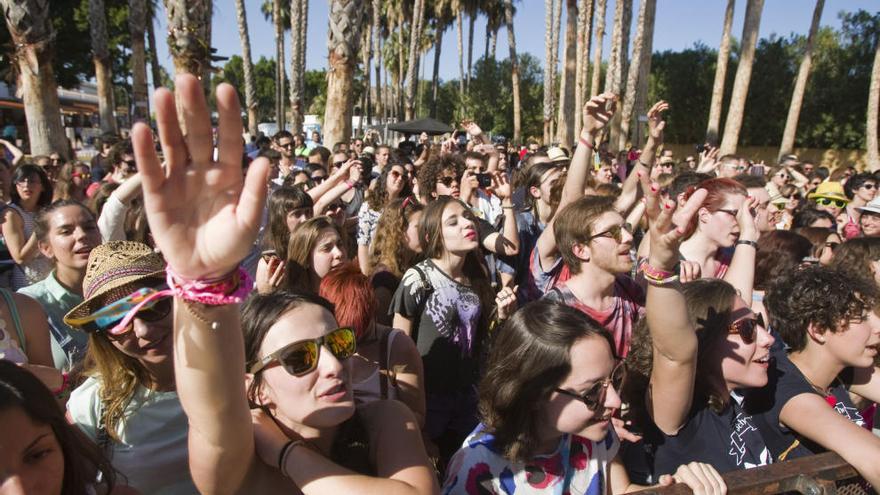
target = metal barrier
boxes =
[634,452,874,495]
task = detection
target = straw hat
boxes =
[547,147,569,163]
[361,146,376,156]
[658,156,676,166]
[807,181,848,203]
[64,241,166,329]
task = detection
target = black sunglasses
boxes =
[728,312,765,344]
[587,224,632,243]
[438,176,461,187]
[555,361,626,411]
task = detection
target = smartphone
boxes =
[476,173,492,188]
[750,165,765,177]
[261,249,278,263]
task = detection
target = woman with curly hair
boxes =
[52,162,90,202]
[356,163,411,273]
[368,196,423,324]
[752,231,812,323]
[753,266,880,486]
[793,226,841,266]
[443,300,726,494]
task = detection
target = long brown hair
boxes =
[52,162,89,202]
[369,197,423,277]
[265,186,314,260]
[285,216,346,293]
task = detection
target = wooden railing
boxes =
[635,452,873,495]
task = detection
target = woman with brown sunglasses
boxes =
[129,75,438,494]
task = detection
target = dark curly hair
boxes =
[107,138,133,170]
[829,237,880,281]
[365,163,412,211]
[479,300,615,463]
[416,154,464,202]
[765,265,878,352]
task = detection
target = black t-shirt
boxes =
[746,351,865,461]
[389,260,483,394]
[644,392,772,478]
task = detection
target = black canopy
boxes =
[386,118,454,136]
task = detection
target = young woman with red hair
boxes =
[679,178,759,303]
[320,264,425,427]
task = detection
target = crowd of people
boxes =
[1,73,879,495]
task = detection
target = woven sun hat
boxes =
[361,146,376,156]
[63,241,166,330]
[658,156,676,166]
[547,147,569,163]
[807,181,848,203]
[857,197,880,215]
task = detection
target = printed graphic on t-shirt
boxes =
[730,412,772,468]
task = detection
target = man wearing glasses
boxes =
[272,130,296,182]
[86,139,137,198]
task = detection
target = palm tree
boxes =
[719,0,765,156]
[430,0,454,118]
[868,34,880,171]
[273,0,286,129]
[589,0,606,97]
[146,1,164,93]
[503,0,521,143]
[483,0,504,61]
[324,0,364,146]
[455,2,465,95]
[618,0,656,150]
[0,0,68,156]
[464,0,479,93]
[542,0,556,143]
[555,0,578,149]
[290,0,308,135]
[605,0,631,150]
[88,0,118,134]
[706,0,735,144]
[234,0,259,136]
[360,3,373,131]
[778,0,824,159]
[373,0,384,120]
[130,0,149,121]
[574,0,594,136]
[405,0,426,119]
[549,0,562,139]
[164,0,213,130]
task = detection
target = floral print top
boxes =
[443,424,619,495]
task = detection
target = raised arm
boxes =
[535,93,617,270]
[308,158,359,203]
[0,138,24,166]
[614,101,668,214]
[722,196,758,305]
[480,172,519,256]
[98,174,143,241]
[2,209,38,264]
[641,172,708,435]
[132,74,269,493]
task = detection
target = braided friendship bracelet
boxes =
[165,266,254,306]
[639,260,675,281]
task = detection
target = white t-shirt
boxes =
[67,377,198,494]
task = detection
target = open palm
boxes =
[131,74,269,280]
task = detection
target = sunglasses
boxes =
[68,286,172,335]
[438,176,461,187]
[333,160,346,167]
[728,312,765,344]
[311,175,327,183]
[15,178,39,186]
[825,241,840,251]
[862,184,876,190]
[124,159,137,169]
[279,143,294,149]
[587,224,632,243]
[249,327,356,376]
[814,197,847,208]
[773,203,787,211]
[72,172,91,180]
[389,170,405,180]
[555,361,626,411]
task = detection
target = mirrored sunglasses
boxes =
[249,327,356,376]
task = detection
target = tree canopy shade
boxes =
[387,117,453,135]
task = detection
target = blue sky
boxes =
[150,0,879,89]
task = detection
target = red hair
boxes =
[684,178,748,236]
[318,263,376,340]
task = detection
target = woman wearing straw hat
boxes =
[63,241,196,494]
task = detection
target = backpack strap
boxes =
[409,265,432,345]
[379,329,390,400]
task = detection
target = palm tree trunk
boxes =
[89,0,117,135]
[129,0,149,122]
[603,0,623,94]
[779,0,824,160]
[868,36,880,171]
[706,0,735,144]
[466,12,475,92]
[503,0,520,144]
[549,0,562,140]
[146,6,163,93]
[1,0,68,157]
[397,20,406,119]
[363,19,373,129]
[290,0,305,134]
[273,0,286,129]
[372,0,383,121]
[574,0,593,137]
[234,0,258,136]
[164,0,212,132]
[543,0,555,144]
[325,0,364,146]
[606,0,631,150]
[719,0,765,156]
[299,0,308,120]
[618,0,655,150]
[489,28,498,60]
[431,28,443,118]
[555,0,578,149]
[589,0,606,98]
[405,0,426,120]
[456,11,465,96]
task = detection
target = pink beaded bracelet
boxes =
[640,260,675,281]
[166,266,254,306]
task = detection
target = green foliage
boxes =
[463,53,543,141]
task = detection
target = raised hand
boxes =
[495,285,518,321]
[131,74,270,280]
[659,462,727,495]
[697,145,720,174]
[646,101,669,144]
[461,119,484,142]
[491,171,512,200]
[581,93,619,137]
[736,194,760,243]
[639,171,707,271]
